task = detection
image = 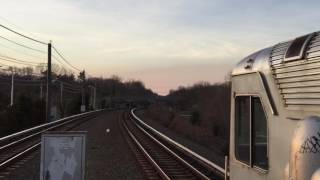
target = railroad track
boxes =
[0,109,104,178]
[121,109,228,180]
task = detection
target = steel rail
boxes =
[0,143,39,169]
[132,119,210,180]
[0,109,104,172]
[131,108,229,178]
[122,112,209,180]
[0,109,102,143]
[0,113,92,151]
[122,118,170,180]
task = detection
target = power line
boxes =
[0,35,47,54]
[0,23,47,45]
[0,16,45,42]
[0,81,43,86]
[0,57,40,67]
[0,70,44,79]
[52,55,77,74]
[64,86,81,92]
[0,76,43,83]
[0,20,94,79]
[0,54,44,66]
[0,41,47,61]
[64,89,81,94]
[52,82,81,92]
[0,65,44,72]
[56,79,81,87]
[63,85,82,92]
[52,45,81,72]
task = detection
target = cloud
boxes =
[0,0,320,94]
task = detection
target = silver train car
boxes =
[230,31,320,180]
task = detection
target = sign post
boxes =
[40,132,86,180]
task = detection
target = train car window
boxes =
[252,97,268,170]
[235,96,250,164]
[284,34,313,62]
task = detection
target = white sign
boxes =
[40,132,86,180]
[81,105,86,112]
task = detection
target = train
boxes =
[229,31,320,180]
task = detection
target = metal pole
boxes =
[93,86,96,110]
[46,42,52,122]
[60,82,64,117]
[225,156,229,180]
[88,86,92,108]
[60,82,63,107]
[40,82,43,99]
[81,85,85,112]
[10,70,14,106]
[81,87,84,106]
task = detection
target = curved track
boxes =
[121,110,227,180]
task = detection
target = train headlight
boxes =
[289,116,320,180]
[311,168,320,180]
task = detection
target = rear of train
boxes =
[229,31,320,180]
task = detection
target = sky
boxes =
[0,0,319,95]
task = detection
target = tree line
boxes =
[167,81,231,139]
[0,67,155,137]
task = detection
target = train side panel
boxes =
[230,73,296,180]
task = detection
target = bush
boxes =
[191,110,200,126]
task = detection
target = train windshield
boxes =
[235,96,268,170]
[252,97,268,170]
[235,96,250,164]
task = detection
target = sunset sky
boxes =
[0,0,319,95]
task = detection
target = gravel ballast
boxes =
[5,111,144,180]
[136,110,225,167]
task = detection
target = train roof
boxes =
[232,31,320,107]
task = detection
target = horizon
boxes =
[0,0,320,95]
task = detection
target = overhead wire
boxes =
[0,20,92,78]
[0,23,47,45]
[0,54,44,66]
[56,79,81,88]
[63,89,81,94]
[0,41,47,61]
[0,19,89,106]
[51,54,77,75]
[0,57,42,67]
[0,81,43,86]
[0,35,47,54]
[0,66,45,77]
[52,45,81,72]
[0,16,45,43]
[0,76,43,82]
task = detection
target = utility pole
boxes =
[46,41,52,122]
[93,86,96,110]
[81,86,85,112]
[88,85,96,110]
[60,82,64,117]
[10,70,14,106]
[40,82,43,99]
[60,82,63,107]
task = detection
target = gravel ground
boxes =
[136,110,225,167]
[5,111,144,180]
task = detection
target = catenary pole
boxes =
[10,70,14,106]
[46,41,52,122]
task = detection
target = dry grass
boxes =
[145,103,228,155]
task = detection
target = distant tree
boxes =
[78,70,86,82]
[111,75,122,82]
[191,110,200,126]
